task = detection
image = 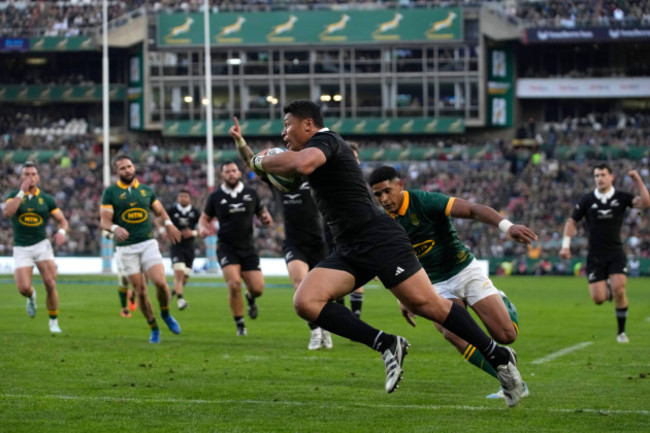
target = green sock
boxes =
[463,343,498,379]
[501,292,519,334]
[147,318,159,331]
[118,287,128,308]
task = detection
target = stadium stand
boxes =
[1,1,649,275]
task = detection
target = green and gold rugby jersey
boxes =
[5,188,59,247]
[101,179,159,247]
[389,190,474,283]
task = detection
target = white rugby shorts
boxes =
[13,239,54,268]
[115,239,163,276]
[433,259,498,306]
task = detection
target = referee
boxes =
[560,164,650,343]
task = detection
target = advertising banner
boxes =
[0,85,125,102]
[523,27,650,44]
[157,8,463,47]
[486,43,514,127]
[517,78,650,98]
[163,116,464,137]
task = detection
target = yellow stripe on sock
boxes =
[513,321,519,335]
[463,344,476,360]
[48,309,58,317]
[161,305,169,312]
[119,287,128,293]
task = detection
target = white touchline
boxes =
[0,394,648,416]
[531,342,593,365]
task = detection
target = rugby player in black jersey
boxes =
[250,100,524,405]
[560,164,650,343]
[198,161,273,336]
[166,189,201,310]
[229,117,333,350]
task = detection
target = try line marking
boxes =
[531,342,593,365]
[0,393,648,416]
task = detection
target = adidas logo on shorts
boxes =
[395,266,404,276]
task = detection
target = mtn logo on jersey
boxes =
[413,240,434,258]
[18,212,44,227]
[228,203,246,214]
[121,207,148,224]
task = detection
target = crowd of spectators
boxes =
[3,1,650,39]
[515,0,650,28]
[1,134,650,273]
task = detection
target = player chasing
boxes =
[102,229,138,317]
[3,161,69,333]
[560,164,650,343]
[165,189,201,310]
[369,165,536,400]
[230,116,333,349]
[100,154,183,343]
[198,160,273,336]
[251,100,525,406]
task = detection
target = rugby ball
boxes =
[265,147,302,193]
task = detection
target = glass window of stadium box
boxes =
[149,52,162,77]
[315,50,341,74]
[316,83,344,117]
[285,84,310,105]
[190,52,201,76]
[395,48,423,73]
[210,51,229,76]
[283,50,309,74]
[354,49,381,73]
[243,51,271,76]
[163,85,190,120]
[209,85,230,120]
[437,47,465,72]
[161,53,189,76]
[356,83,383,117]
[437,79,467,118]
[396,82,425,117]
[151,85,161,122]
[246,84,274,119]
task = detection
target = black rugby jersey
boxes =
[280,180,326,247]
[306,130,382,243]
[203,183,263,252]
[571,188,634,253]
[167,203,201,248]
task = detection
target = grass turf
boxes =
[0,274,649,432]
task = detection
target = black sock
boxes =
[314,302,393,351]
[442,302,508,368]
[307,321,318,331]
[234,316,245,329]
[616,307,628,334]
[177,294,184,299]
[350,291,363,317]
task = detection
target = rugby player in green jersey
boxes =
[369,165,537,400]
[100,154,183,343]
[3,161,69,333]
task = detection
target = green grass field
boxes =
[1,274,649,432]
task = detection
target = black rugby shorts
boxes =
[316,214,421,289]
